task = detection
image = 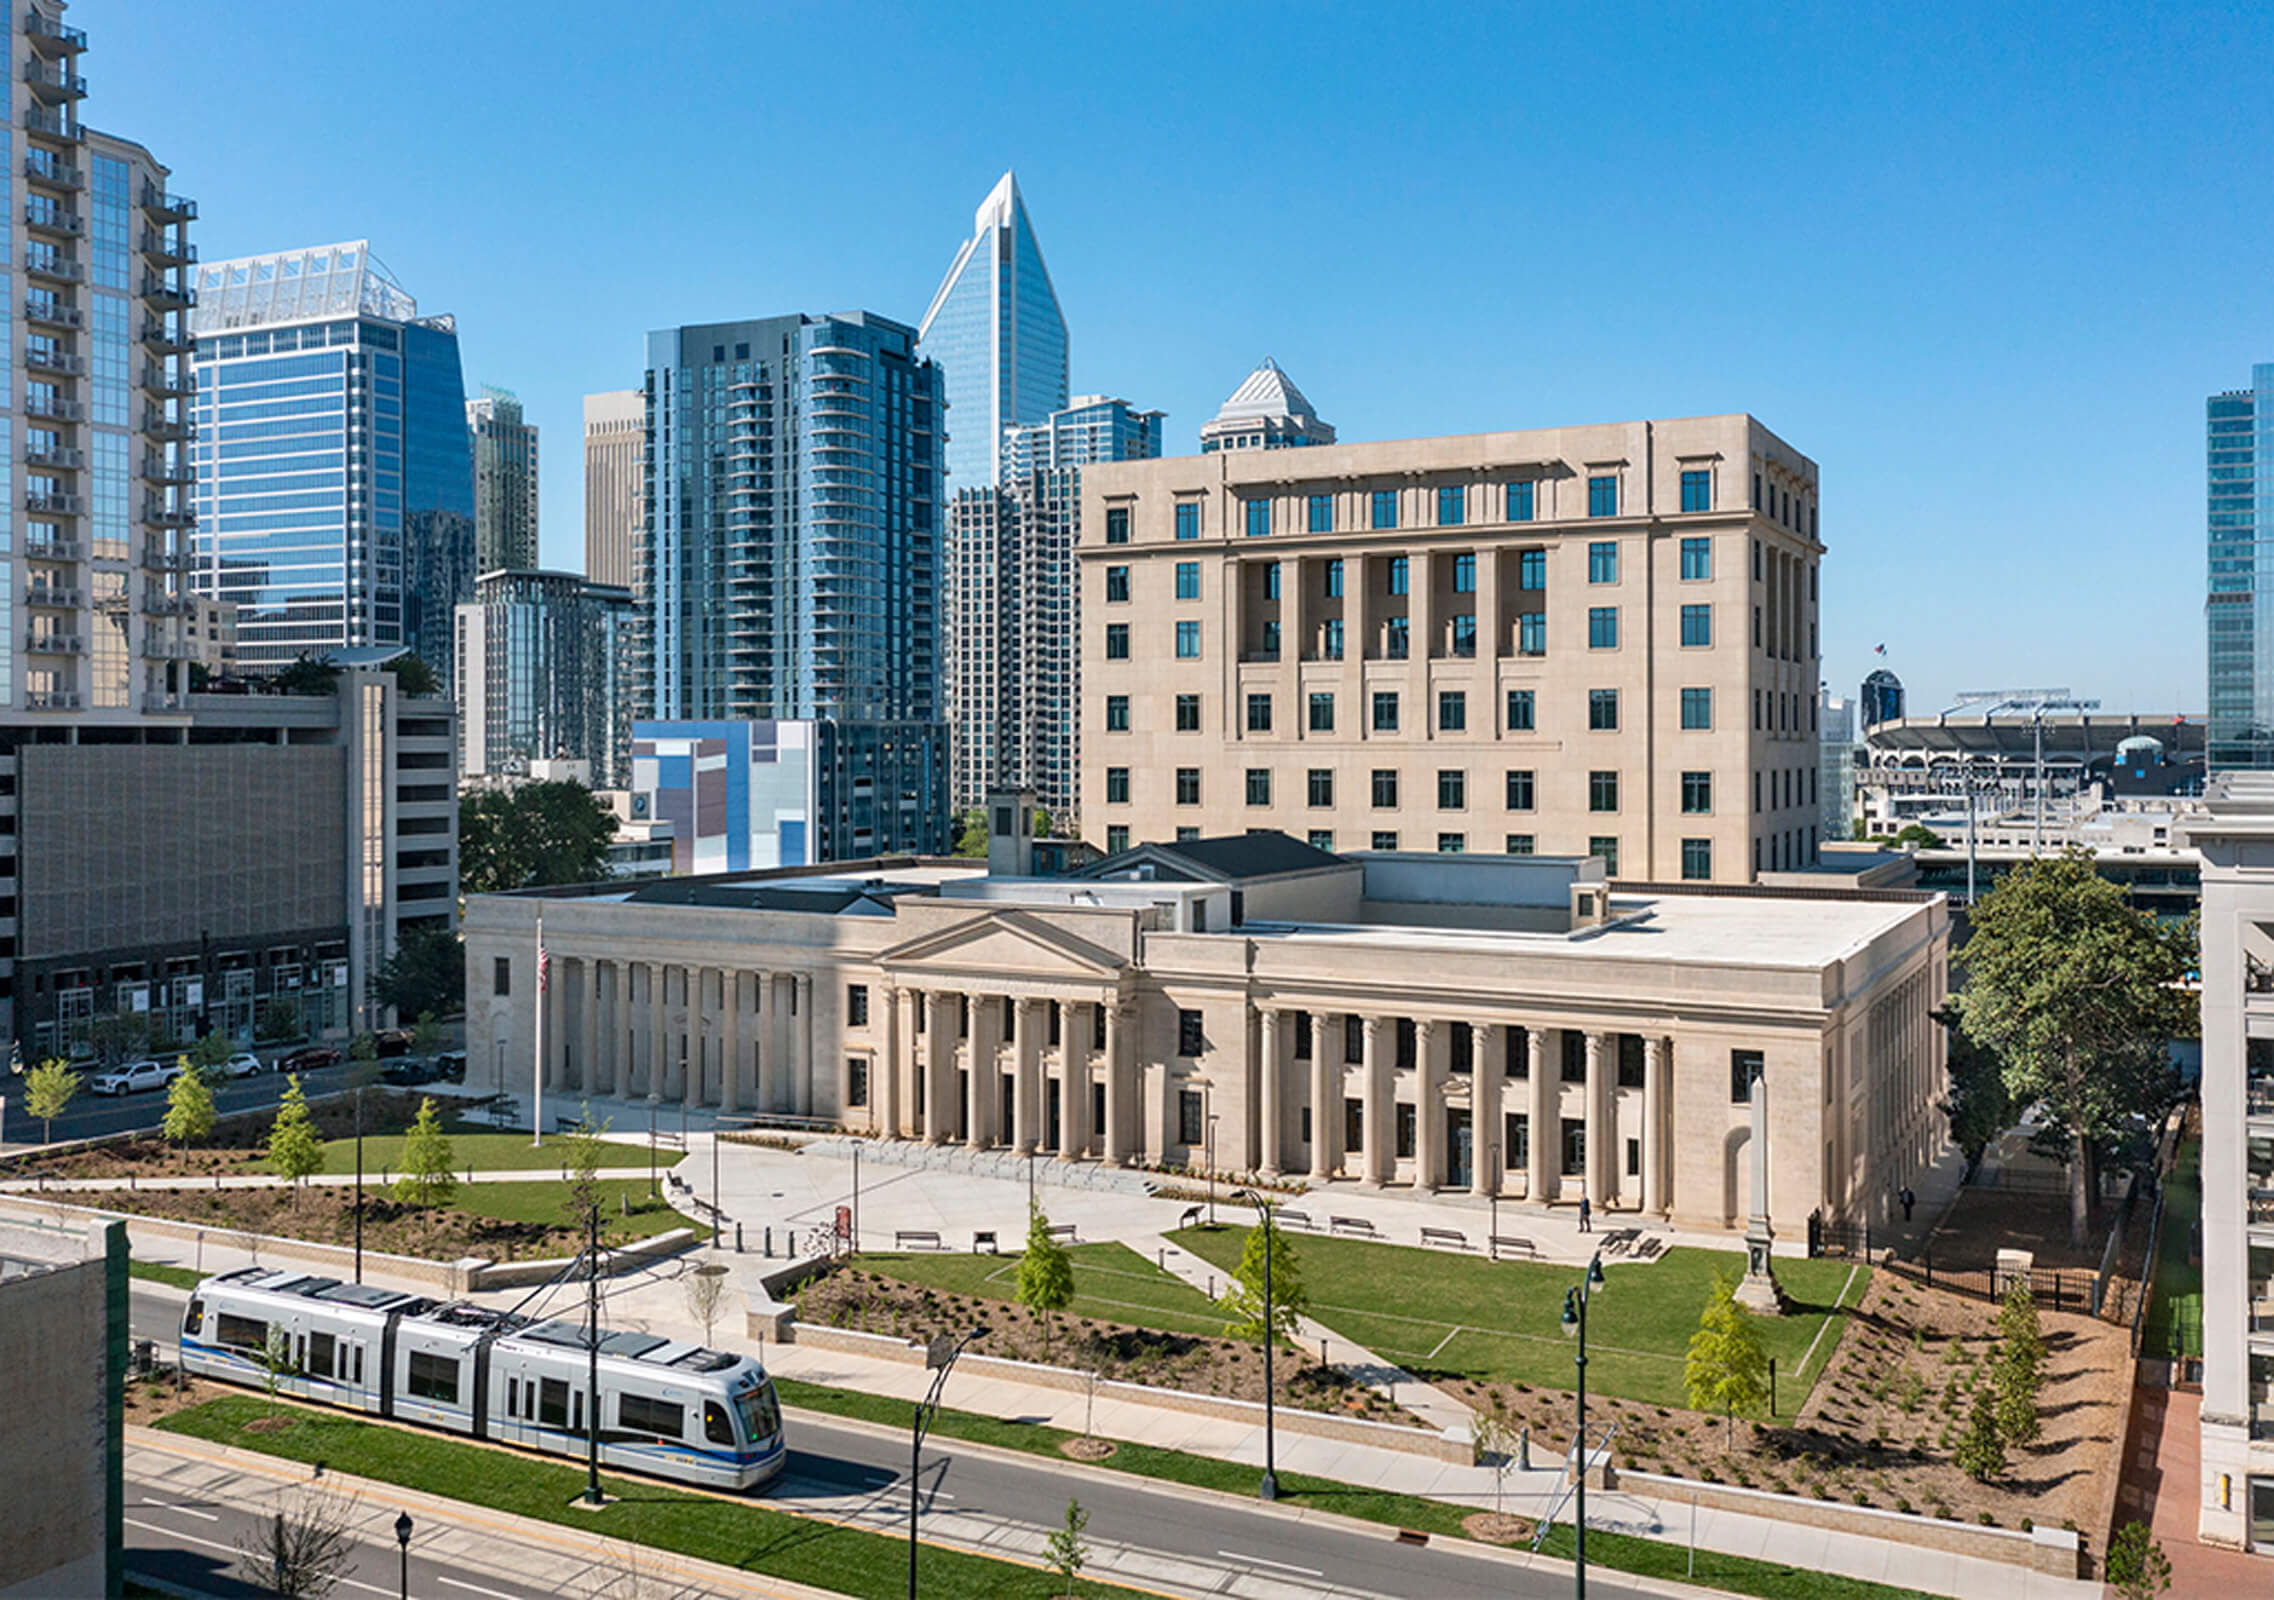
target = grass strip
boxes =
[773,1378,1938,1600]
[156,1393,1152,1600]
[2140,1138,2202,1360]
[254,1129,659,1177]
[129,1259,203,1292]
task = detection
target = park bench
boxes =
[1630,1235,1666,1261]
[971,1230,998,1254]
[1329,1215,1379,1237]
[1598,1227,1642,1257]
[894,1229,944,1250]
[1489,1234,1541,1260]
[1277,1210,1315,1230]
[1179,1205,1204,1230]
[555,1114,584,1134]
[1045,1223,1078,1244]
[1420,1227,1469,1251]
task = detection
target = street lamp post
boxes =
[1559,1252,1608,1599]
[353,1085,365,1283]
[710,1123,720,1251]
[1203,1081,1218,1227]
[909,1327,985,1600]
[393,1510,413,1600]
[582,1198,603,1506]
[1231,1188,1280,1499]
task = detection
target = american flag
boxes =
[538,944,550,993]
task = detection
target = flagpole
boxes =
[533,911,545,1149]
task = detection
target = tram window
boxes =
[704,1401,735,1447]
[214,1313,266,1351]
[352,1345,364,1385]
[618,1392,684,1439]
[507,1377,520,1415]
[185,1299,204,1338]
[307,1332,335,1380]
[407,1351,460,1403]
[540,1377,570,1428]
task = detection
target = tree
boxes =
[1890,822,1943,850]
[683,1267,728,1347]
[233,1486,359,1599]
[393,1096,458,1207]
[1044,1497,1090,1599]
[1956,1386,2007,1482]
[24,1057,81,1143]
[460,781,618,893]
[271,653,341,696]
[2105,1520,2173,1600]
[348,1031,379,1068]
[1936,1003,2011,1174]
[1992,1279,2046,1446]
[263,992,305,1043]
[267,1075,325,1202]
[373,922,465,1019]
[1954,849,2197,1247]
[257,1325,296,1417]
[188,1031,234,1080]
[409,1010,444,1057]
[563,1105,610,1230]
[1683,1274,1771,1449]
[1471,1403,1520,1515]
[952,806,990,858]
[384,650,440,698]
[87,1010,151,1067]
[1015,1204,1076,1353]
[1222,1217,1309,1344]
[162,1062,217,1148]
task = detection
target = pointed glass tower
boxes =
[918,171,1070,490]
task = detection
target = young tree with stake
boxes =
[266,1074,324,1203]
[1684,1274,1771,1449]
[1016,1204,1076,1355]
[24,1057,80,1143]
[393,1096,458,1206]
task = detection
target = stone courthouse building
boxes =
[466,833,1947,1238]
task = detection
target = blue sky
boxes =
[90,1,2274,714]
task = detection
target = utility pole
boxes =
[582,1200,602,1505]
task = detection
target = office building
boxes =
[1198,358,1335,453]
[467,384,538,572]
[466,832,1946,1238]
[632,718,947,872]
[1080,416,1824,882]
[2210,366,2274,771]
[948,396,1163,816]
[189,595,237,678]
[916,170,1068,492]
[633,313,944,729]
[1821,689,1857,840]
[2177,777,2274,1551]
[583,388,641,590]
[190,241,475,691]
[455,568,632,785]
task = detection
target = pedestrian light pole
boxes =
[1559,1252,1609,1599]
[393,1510,413,1600]
[1231,1188,1280,1499]
[909,1327,985,1600]
[353,1084,366,1283]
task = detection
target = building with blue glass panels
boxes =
[456,568,632,787]
[189,242,475,691]
[2209,364,2274,770]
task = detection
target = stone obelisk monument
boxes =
[1734,1063,1786,1314]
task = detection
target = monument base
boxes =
[1735,1222,1786,1315]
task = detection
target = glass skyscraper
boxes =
[189,242,475,689]
[455,568,631,785]
[917,171,1068,492]
[467,384,538,572]
[2209,364,2274,770]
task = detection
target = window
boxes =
[1308,692,1335,732]
[1753,537,1762,580]
[1588,606,1618,649]
[847,984,869,1027]
[1371,830,1399,850]
[1105,565,1130,602]
[1616,1034,1646,1089]
[1508,480,1535,522]
[619,1392,685,1439]
[1176,694,1201,731]
[1308,829,1334,850]
[1589,689,1619,731]
[1178,1088,1204,1144]
[1106,825,1129,852]
[1178,1009,1205,1057]
[1244,498,1270,537]
[1752,473,1762,512]
[1105,506,1130,544]
[214,1311,267,1352]
[1450,614,1476,656]
[1343,1015,1365,1064]
[1175,561,1200,600]
[1681,469,1711,512]
[1371,769,1398,807]
[705,1401,737,1447]
[1518,549,1546,590]
[1589,770,1619,812]
[1105,695,1130,732]
[1588,541,1618,584]
[1681,771,1713,813]
[1245,693,1271,732]
[1324,558,1344,597]
[1105,767,1130,803]
[1518,614,1546,655]
[1105,623,1129,660]
[1175,768,1200,805]
[1437,769,1466,809]
[1680,536,1711,580]
[1680,687,1711,730]
[1506,833,1535,855]
[1371,691,1399,732]
[1506,769,1535,810]
[1753,605,1762,648]
[1261,619,1281,657]
[407,1351,460,1403]
[1681,838,1713,880]
[1371,488,1398,529]
[1680,604,1712,647]
[1438,832,1466,853]
[539,1377,570,1428]
[1590,835,1620,875]
[307,1330,336,1380]
[1731,1049,1763,1104]
[847,1057,870,1106]
[1264,561,1281,600]
[1396,1102,1417,1159]
[1322,617,1345,659]
[1437,485,1465,526]
[1438,690,1466,732]
[1174,621,1200,658]
[1175,502,1200,540]
[493,957,511,997]
[1246,769,1272,806]
[1506,689,1535,731]
[1307,493,1332,532]
[1560,1032,1588,1081]
[1385,616,1409,658]
[1307,768,1334,807]
[1588,474,1618,517]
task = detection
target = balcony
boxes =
[141,593,194,618]
[24,587,81,610]
[22,60,88,104]
[25,634,84,655]
[139,316,188,353]
[140,275,193,311]
[25,490,82,516]
[143,409,193,441]
[138,230,195,267]
[22,107,82,143]
[139,184,196,223]
[26,347,83,377]
[24,14,89,54]
[25,443,83,470]
[23,203,81,238]
[25,250,83,284]
[139,365,192,398]
[25,690,82,711]
[23,154,82,192]
[26,538,84,563]
[143,501,194,530]
[140,455,193,485]
[25,296,81,330]
[27,393,83,422]
[141,546,190,574]
[141,636,193,661]
[141,692,188,714]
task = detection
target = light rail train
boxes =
[178,1266,786,1490]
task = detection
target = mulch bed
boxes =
[12,1089,436,1182]
[62,1181,593,1261]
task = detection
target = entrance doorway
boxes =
[1449,1109,1472,1188]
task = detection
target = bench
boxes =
[1179,1205,1204,1230]
[1420,1227,1469,1252]
[1489,1235,1540,1261]
[894,1229,944,1251]
[1630,1235,1666,1261]
[971,1231,998,1254]
[555,1114,584,1134]
[1330,1215,1379,1237]
[1598,1227,1642,1257]
[1045,1223,1078,1244]
[1277,1210,1315,1231]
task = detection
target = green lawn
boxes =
[157,1394,1150,1600]
[253,1130,656,1178]
[2141,1139,2203,1360]
[850,1241,1230,1337]
[129,1259,202,1291]
[452,1178,702,1243]
[1176,1228,1866,1418]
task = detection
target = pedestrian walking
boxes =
[1899,1186,1915,1223]
[1577,1195,1592,1234]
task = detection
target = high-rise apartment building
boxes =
[582,388,641,589]
[455,568,632,785]
[190,241,474,690]
[1081,416,1823,882]
[918,170,1068,492]
[948,396,1162,815]
[2210,365,2274,771]
[466,384,537,572]
[1198,357,1335,454]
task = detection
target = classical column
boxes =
[606,960,626,1097]
[721,971,743,1114]
[1642,1034,1666,1218]
[683,967,708,1111]
[645,962,667,1103]
[1309,1009,1338,1180]
[1472,1022,1501,1198]
[1583,1031,1606,1208]
[1413,1018,1441,1193]
[1103,1002,1131,1166]
[577,960,598,1096]
[876,983,901,1137]
[1360,1016,1390,1187]
[967,993,1000,1150]
[1527,1026,1552,1202]
[1257,1008,1283,1179]
[924,991,956,1142]
[794,973,815,1117]
[542,952,565,1092]
[1060,1002,1092,1163]
[1013,998,1043,1156]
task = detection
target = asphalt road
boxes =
[127,1287,1654,1600]
[7,1052,405,1147]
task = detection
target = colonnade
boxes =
[537,957,817,1117]
[884,988,1136,1162]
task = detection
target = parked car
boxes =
[432,1050,467,1083]
[278,1044,343,1073]
[373,1029,415,1058]
[88,1059,181,1096]
[381,1056,439,1087]
[220,1052,264,1079]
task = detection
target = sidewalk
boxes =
[2115,1380,2272,1588]
[1,1167,641,1194]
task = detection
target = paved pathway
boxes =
[2114,1378,2272,1588]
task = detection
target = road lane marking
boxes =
[438,1577,526,1600]
[136,1501,219,1521]
[1217,1550,1324,1577]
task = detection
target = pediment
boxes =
[878,908,1127,983]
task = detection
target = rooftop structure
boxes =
[1198,357,1336,453]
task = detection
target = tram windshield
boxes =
[734,1380,781,1445]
